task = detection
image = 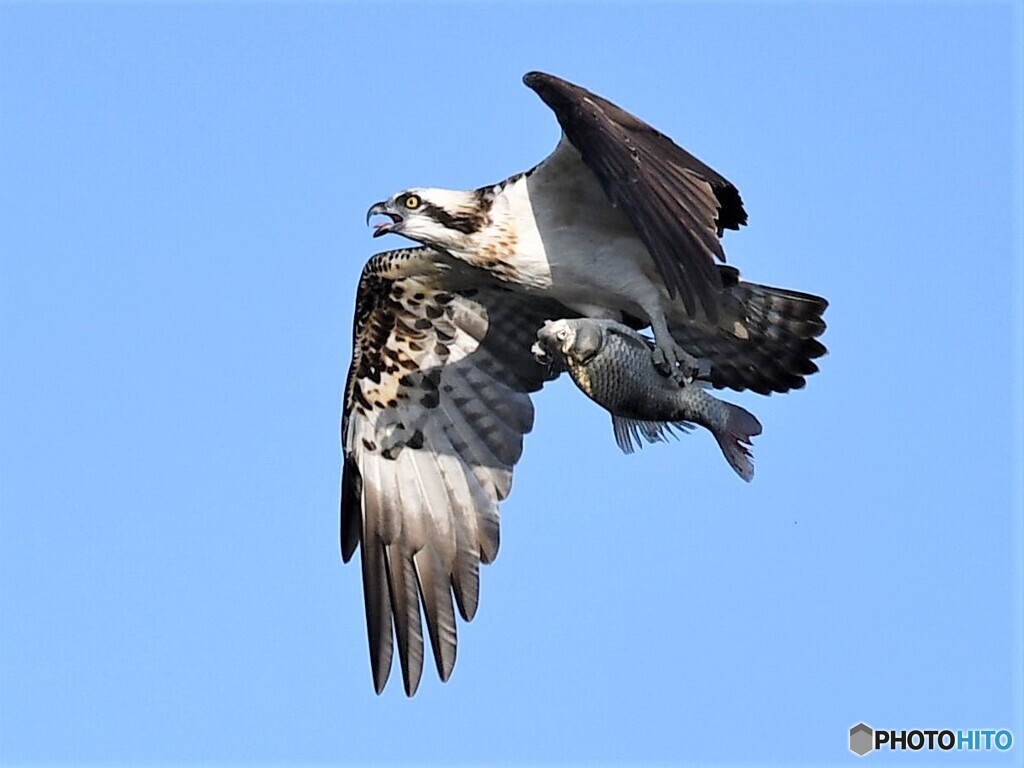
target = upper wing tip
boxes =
[523,70,573,99]
[717,186,749,232]
[522,70,546,88]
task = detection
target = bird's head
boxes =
[532,319,604,365]
[366,188,487,251]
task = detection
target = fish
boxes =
[532,318,763,481]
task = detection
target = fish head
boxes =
[534,318,604,365]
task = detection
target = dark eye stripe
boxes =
[419,201,485,234]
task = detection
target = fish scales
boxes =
[533,318,763,481]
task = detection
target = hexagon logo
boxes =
[850,723,874,756]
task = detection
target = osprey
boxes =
[347,71,829,695]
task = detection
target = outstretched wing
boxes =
[340,247,568,696]
[523,70,747,322]
[670,266,829,395]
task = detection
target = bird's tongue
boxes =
[371,212,401,237]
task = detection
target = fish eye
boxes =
[555,329,568,341]
[403,194,421,210]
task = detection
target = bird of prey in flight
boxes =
[346,72,829,695]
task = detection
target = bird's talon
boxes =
[651,343,701,385]
[672,366,693,386]
[651,347,672,376]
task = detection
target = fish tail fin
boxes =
[712,402,763,482]
[611,415,694,455]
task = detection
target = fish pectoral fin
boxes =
[610,415,694,454]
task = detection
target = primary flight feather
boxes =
[340,247,571,695]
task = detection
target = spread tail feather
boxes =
[712,402,763,482]
[669,267,829,394]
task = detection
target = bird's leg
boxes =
[647,313,701,384]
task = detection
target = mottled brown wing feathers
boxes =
[524,71,748,322]
[340,247,567,695]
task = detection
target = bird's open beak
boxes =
[366,201,402,238]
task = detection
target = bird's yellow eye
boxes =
[403,194,421,210]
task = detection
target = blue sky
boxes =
[1,2,1021,765]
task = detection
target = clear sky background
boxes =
[1,2,1021,766]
